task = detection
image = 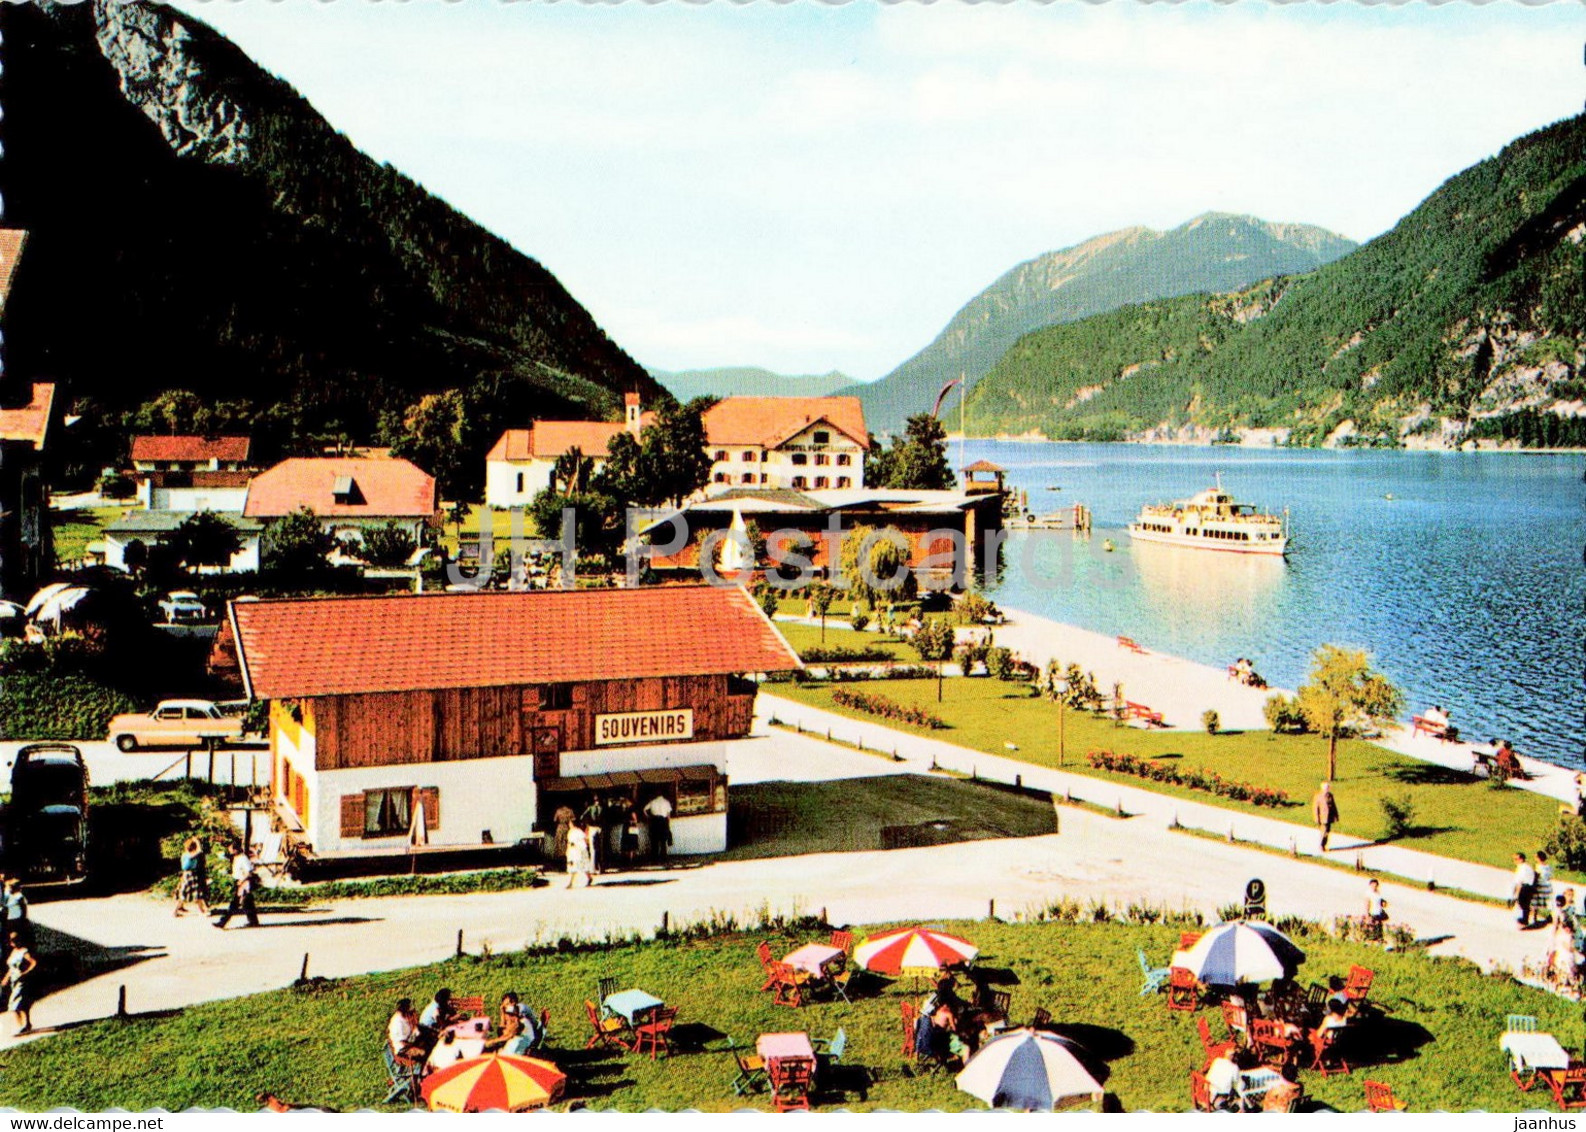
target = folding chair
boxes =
[725,1037,768,1096]
[770,962,806,1008]
[597,976,620,1006]
[1197,1016,1236,1065]
[770,1057,814,1112]
[383,1045,424,1106]
[1138,948,1171,995]
[1364,1080,1407,1112]
[1166,966,1199,1012]
[584,999,628,1050]
[1343,965,1375,1003]
[1189,1070,1216,1113]
[1309,1026,1351,1077]
[830,929,854,954]
[814,1028,848,1070]
[632,1006,678,1060]
[1506,1014,1539,1034]
[756,941,778,991]
[1547,1066,1586,1111]
[1179,931,1203,950]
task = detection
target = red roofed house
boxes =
[226,585,800,864]
[0,382,57,595]
[244,456,438,548]
[130,435,255,512]
[701,396,869,493]
[485,393,649,508]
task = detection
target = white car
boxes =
[107,699,250,751]
[157,591,208,624]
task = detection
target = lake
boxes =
[962,440,1586,766]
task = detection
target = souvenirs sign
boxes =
[594,709,695,747]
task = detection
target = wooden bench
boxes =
[1117,635,1147,654]
[1124,701,1166,728]
[1411,715,1458,742]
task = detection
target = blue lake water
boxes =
[962,440,1586,766]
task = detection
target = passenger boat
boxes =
[1127,475,1289,556]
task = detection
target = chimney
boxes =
[625,392,642,435]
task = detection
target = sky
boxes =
[170,0,1586,382]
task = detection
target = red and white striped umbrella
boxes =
[853,926,978,974]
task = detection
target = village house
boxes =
[484,394,648,508]
[243,455,438,546]
[102,510,264,573]
[700,396,868,493]
[129,435,253,512]
[0,381,56,597]
[226,585,800,865]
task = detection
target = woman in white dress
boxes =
[565,819,595,890]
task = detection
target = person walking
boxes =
[580,796,606,875]
[1,930,37,1035]
[1311,782,1339,853]
[214,844,260,929]
[1514,852,1538,929]
[1534,850,1556,925]
[565,820,595,889]
[2,880,30,947]
[551,804,576,866]
[644,793,673,862]
[1364,878,1389,941]
[174,836,210,917]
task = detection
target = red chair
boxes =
[1189,1070,1215,1113]
[1166,967,1199,1012]
[769,962,806,1008]
[1310,1026,1351,1077]
[770,1057,814,1111]
[1547,1067,1586,1111]
[1343,965,1375,1003]
[584,999,628,1050]
[1364,1080,1407,1112]
[1179,932,1203,950]
[1221,1001,1249,1045]
[830,929,854,953]
[1197,1016,1236,1065]
[631,1006,678,1060]
[1249,1018,1296,1070]
[756,941,778,990]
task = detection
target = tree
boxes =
[838,524,917,604]
[262,507,336,578]
[870,413,954,491]
[913,617,957,702]
[388,390,471,503]
[594,430,643,503]
[159,511,243,572]
[807,582,834,641]
[359,520,417,568]
[1296,644,1404,780]
[637,396,716,507]
[528,488,625,566]
[550,447,594,495]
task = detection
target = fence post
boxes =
[116,984,127,1020]
[988,898,996,921]
[299,953,310,982]
[1015,774,1022,789]
[660,911,669,936]
[456,929,464,958]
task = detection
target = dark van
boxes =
[8,743,89,886]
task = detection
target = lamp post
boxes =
[1050,668,1070,768]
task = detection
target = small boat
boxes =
[1384,493,1395,501]
[1102,539,1115,552]
[1006,512,1073,530]
[1127,474,1289,556]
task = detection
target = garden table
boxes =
[604,988,664,1027]
[427,1017,490,1071]
[1237,1068,1283,1109]
[758,1031,815,1068]
[1502,1030,1571,1091]
[783,943,843,978]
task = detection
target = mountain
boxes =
[649,367,861,402]
[0,0,658,448]
[965,114,1586,448]
[852,214,1357,435]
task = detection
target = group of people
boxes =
[910,973,1007,1068]
[1201,977,1359,1111]
[387,988,546,1076]
[1228,658,1266,689]
[552,794,674,889]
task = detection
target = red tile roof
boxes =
[0,383,55,449]
[230,584,802,699]
[486,418,652,462]
[703,396,869,449]
[0,230,26,310]
[130,435,252,464]
[243,457,436,519]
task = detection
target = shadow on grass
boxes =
[1383,763,1480,787]
[556,1044,636,1101]
[1363,825,1456,847]
[1050,1023,1134,1085]
[1344,1016,1435,1067]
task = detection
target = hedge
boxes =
[0,672,140,741]
[830,687,946,730]
[1086,748,1291,808]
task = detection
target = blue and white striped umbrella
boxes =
[955,1029,1104,1112]
[1181,921,1305,986]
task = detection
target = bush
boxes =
[830,687,946,729]
[800,644,896,664]
[96,471,136,500]
[957,591,1000,625]
[956,638,990,676]
[1379,793,1416,840]
[1264,692,1308,733]
[1086,748,1290,808]
[1545,817,1586,871]
[849,609,871,633]
[1202,709,1220,735]
[985,646,1014,681]
[0,672,140,740]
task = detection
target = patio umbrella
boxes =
[1180,921,1305,986]
[421,1053,566,1113]
[853,926,978,974]
[956,1028,1104,1111]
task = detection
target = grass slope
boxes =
[0,919,1564,1111]
[770,678,1568,876]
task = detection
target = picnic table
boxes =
[603,989,665,1026]
[783,943,844,979]
[758,1031,815,1070]
[427,1016,491,1071]
[1501,1029,1571,1090]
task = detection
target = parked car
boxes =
[157,591,209,624]
[106,699,256,751]
[7,743,89,886]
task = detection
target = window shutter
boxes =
[417,787,440,831]
[340,794,364,838]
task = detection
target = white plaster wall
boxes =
[485,459,562,509]
[150,485,249,513]
[309,754,539,855]
[558,740,728,777]
[104,532,259,573]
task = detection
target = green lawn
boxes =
[0,917,1564,1111]
[770,678,1570,877]
[437,506,541,557]
[50,505,126,566]
[774,621,917,662]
